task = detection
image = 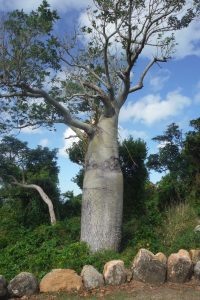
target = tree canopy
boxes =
[0,0,199,251]
[0,0,199,136]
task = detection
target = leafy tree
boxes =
[147,123,186,206]
[119,137,148,220]
[0,136,60,225]
[184,118,200,211]
[147,123,183,173]
[184,118,200,180]
[0,0,199,251]
[60,191,82,219]
[147,120,200,208]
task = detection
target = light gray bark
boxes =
[12,182,56,225]
[81,115,123,252]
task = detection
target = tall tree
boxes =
[147,123,186,205]
[67,137,148,220]
[0,136,59,225]
[147,120,200,208]
[147,123,183,174]
[119,137,148,220]
[184,118,200,194]
[0,0,199,251]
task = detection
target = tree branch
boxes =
[16,84,95,136]
[82,81,115,116]
[11,179,57,225]
[129,57,167,93]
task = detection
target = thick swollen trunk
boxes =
[81,115,123,252]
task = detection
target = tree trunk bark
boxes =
[81,115,123,252]
[12,182,57,225]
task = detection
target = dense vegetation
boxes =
[0,117,200,280]
[1,0,199,252]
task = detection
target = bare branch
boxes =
[82,81,115,116]
[60,55,110,90]
[11,179,57,225]
[128,57,167,94]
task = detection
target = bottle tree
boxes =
[0,0,199,251]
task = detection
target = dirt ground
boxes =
[27,279,200,300]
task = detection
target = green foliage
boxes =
[158,203,200,255]
[147,119,200,210]
[0,135,61,227]
[60,192,81,219]
[147,123,183,173]
[122,182,162,253]
[119,137,148,220]
[155,174,185,209]
[0,0,198,134]
[0,219,80,280]
[0,1,62,131]
[0,216,131,280]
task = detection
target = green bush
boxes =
[1,196,199,282]
[159,202,200,254]
[0,219,80,280]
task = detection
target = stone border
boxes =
[1,248,200,298]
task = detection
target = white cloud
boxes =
[157,141,170,149]
[194,80,200,103]
[174,21,200,59]
[149,70,171,92]
[21,126,42,134]
[120,90,191,125]
[118,126,147,142]
[79,3,200,60]
[194,92,200,104]
[2,1,199,59]
[59,127,80,157]
[0,0,92,12]
[39,138,49,147]
[142,20,200,59]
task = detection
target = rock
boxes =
[125,269,133,282]
[132,248,167,284]
[194,225,200,232]
[194,261,200,280]
[40,269,83,293]
[167,249,193,283]
[0,275,7,298]
[189,249,200,264]
[8,272,38,297]
[81,265,104,290]
[103,260,127,285]
[155,252,167,265]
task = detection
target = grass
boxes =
[159,202,200,254]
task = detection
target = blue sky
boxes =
[1,0,200,195]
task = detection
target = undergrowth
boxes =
[0,202,200,281]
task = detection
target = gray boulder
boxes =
[81,265,104,290]
[167,249,193,283]
[8,272,38,297]
[103,260,127,285]
[0,275,7,298]
[132,249,167,284]
[194,225,200,232]
[125,269,133,282]
[189,249,200,264]
[194,261,200,280]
